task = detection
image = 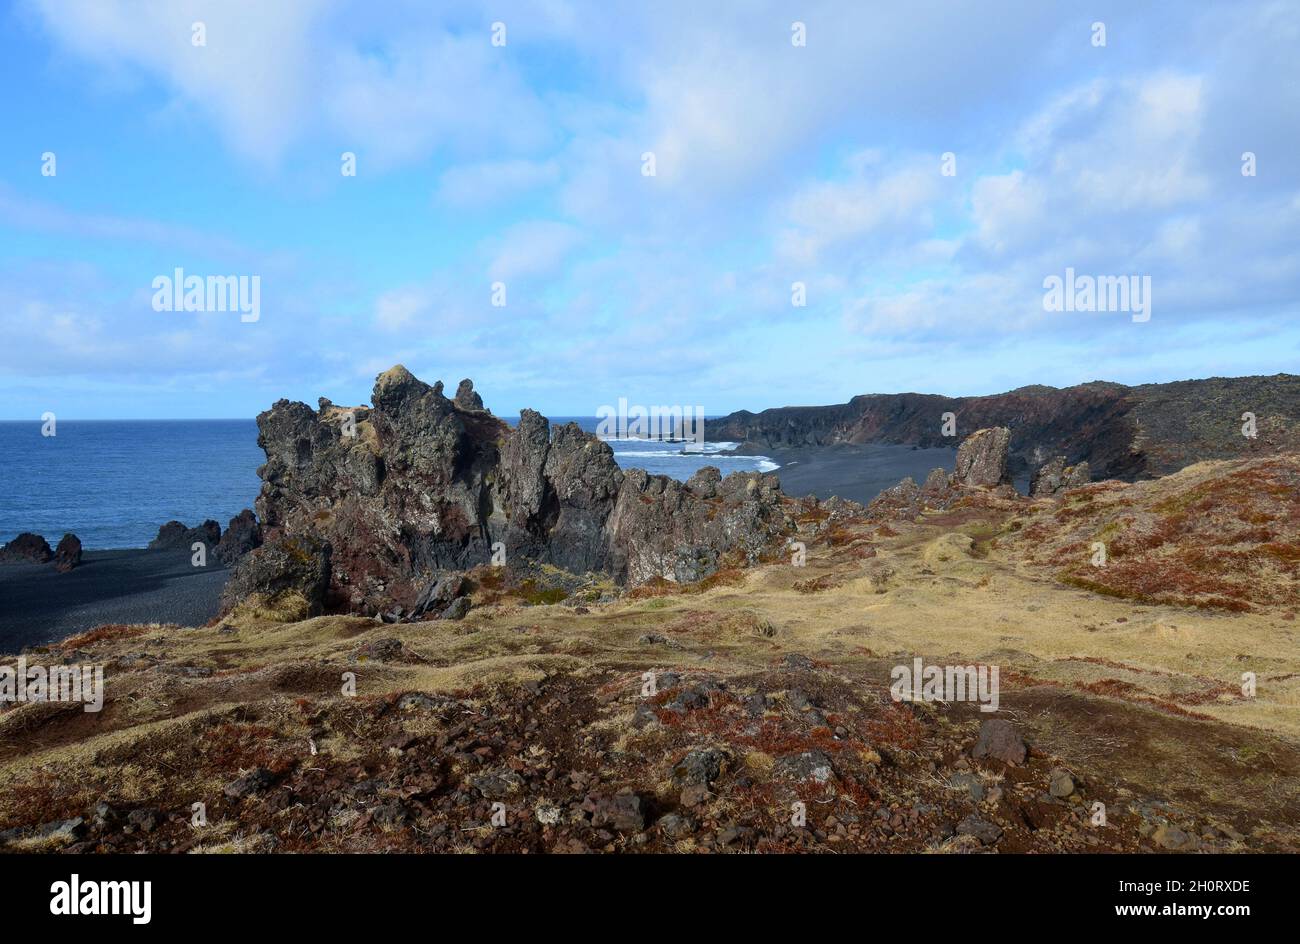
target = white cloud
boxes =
[435,159,560,209]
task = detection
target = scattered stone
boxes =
[91,802,117,829]
[776,750,833,784]
[469,769,524,800]
[126,809,160,833]
[587,793,645,832]
[972,718,1027,766]
[224,767,275,800]
[672,748,728,787]
[370,801,410,830]
[356,637,405,663]
[955,814,1003,845]
[1049,768,1076,798]
[657,813,694,840]
[949,772,986,802]
[1152,824,1197,851]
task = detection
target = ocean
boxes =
[0,417,778,550]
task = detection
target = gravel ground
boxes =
[0,549,229,651]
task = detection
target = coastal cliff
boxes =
[706,374,1300,480]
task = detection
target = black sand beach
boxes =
[760,443,1034,504]
[0,549,228,652]
[759,443,953,505]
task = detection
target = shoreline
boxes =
[0,548,229,652]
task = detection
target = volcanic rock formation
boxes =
[235,366,794,614]
[1029,457,1091,497]
[0,533,53,565]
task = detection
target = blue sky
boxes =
[1,0,1298,419]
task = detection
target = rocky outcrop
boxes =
[149,520,221,551]
[0,533,53,564]
[214,509,263,566]
[953,427,1012,487]
[53,534,82,572]
[1030,457,1091,498]
[235,365,795,614]
[454,379,485,412]
[868,429,1021,519]
[219,535,332,619]
[706,373,1300,481]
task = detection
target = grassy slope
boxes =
[1,456,1297,853]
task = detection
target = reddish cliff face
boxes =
[706,374,1300,481]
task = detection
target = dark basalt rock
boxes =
[705,374,1300,481]
[454,378,485,412]
[972,718,1027,766]
[1030,456,1091,497]
[219,534,332,617]
[53,533,82,572]
[149,519,221,551]
[240,365,795,614]
[214,509,263,565]
[0,532,53,564]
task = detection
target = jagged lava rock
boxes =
[53,533,82,572]
[243,365,795,613]
[214,509,263,566]
[1030,456,1091,497]
[149,519,221,550]
[953,427,1012,487]
[219,535,332,619]
[0,533,53,564]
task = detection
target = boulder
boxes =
[219,535,332,618]
[971,718,1027,766]
[1030,457,1091,497]
[149,519,221,551]
[921,467,950,493]
[411,572,468,617]
[214,509,263,566]
[953,427,1012,487]
[53,534,82,572]
[0,533,53,564]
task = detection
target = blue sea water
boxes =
[0,417,777,550]
[0,420,265,551]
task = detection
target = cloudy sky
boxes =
[1,0,1297,419]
